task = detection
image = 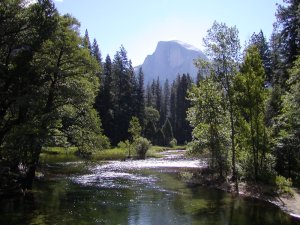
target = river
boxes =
[0,150,299,225]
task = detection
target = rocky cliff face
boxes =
[135,40,206,83]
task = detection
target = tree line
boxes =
[93,44,193,147]
[187,0,300,189]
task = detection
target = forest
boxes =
[0,0,299,198]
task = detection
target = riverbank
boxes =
[191,167,300,220]
[221,181,300,219]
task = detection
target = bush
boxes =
[275,175,294,196]
[134,137,151,159]
[169,138,177,148]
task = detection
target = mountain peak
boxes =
[136,40,206,84]
[158,40,201,52]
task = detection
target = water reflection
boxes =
[0,155,299,225]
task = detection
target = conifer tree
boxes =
[274,56,300,180]
[137,68,145,128]
[95,55,114,142]
[91,38,102,64]
[249,30,272,84]
[144,121,157,144]
[162,118,174,146]
[162,79,170,123]
[83,29,92,53]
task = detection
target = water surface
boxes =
[0,151,299,225]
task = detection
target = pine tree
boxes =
[136,68,145,128]
[174,74,192,144]
[162,118,174,146]
[275,0,300,68]
[162,79,170,123]
[83,29,92,53]
[271,0,300,89]
[95,55,114,142]
[144,121,157,144]
[145,83,153,107]
[169,81,177,137]
[91,38,102,64]
[155,77,163,125]
[154,129,165,146]
[110,46,135,145]
[274,56,300,181]
[249,30,272,85]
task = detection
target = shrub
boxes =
[169,138,177,148]
[118,140,132,157]
[275,175,294,196]
[134,137,151,159]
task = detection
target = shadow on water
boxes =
[0,153,300,225]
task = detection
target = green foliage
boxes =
[187,78,230,178]
[91,38,102,64]
[144,106,160,126]
[170,74,193,144]
[234,46,270,181]
[144,121,157,144]
[146,74,193,145]
[273,56,300,181]
[274,0,300,69]
[95,55,114,142]
[136,68,146,128]
[249,30,272,84]
[128,117,142,140]
[0,1,108,189]
[275,175,294,196]
[202,21,241,183]
[92,147,127,160]
[95,45,145,145]
[117,140,132,158]
[133,137,151,159]
[169,138,177,148]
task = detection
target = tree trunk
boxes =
[229,104,238,194]
[22,164,37,190]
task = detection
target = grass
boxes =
[147,145,187,158]
[91,147,127,160]
[41,146,78,155]
[91,145,165,160]
[41,145,187,161]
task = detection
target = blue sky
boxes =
[54,0,282,66]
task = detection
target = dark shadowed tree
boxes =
[162,118,174,146]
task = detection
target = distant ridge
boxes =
[135,40,207,83]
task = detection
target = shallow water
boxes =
[0,151,299,225]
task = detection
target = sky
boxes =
[52,0,282,66]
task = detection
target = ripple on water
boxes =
[72,157,206,190]
[72,170,158,189]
